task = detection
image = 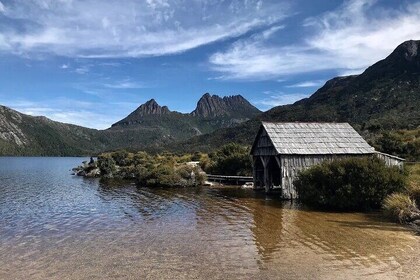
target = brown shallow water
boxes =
[0,158,419,279]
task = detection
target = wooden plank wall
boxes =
[252,129,277,156]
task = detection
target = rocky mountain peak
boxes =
[111,99,171,127]
[131,99,171,117]
[191,93,260,118]
[394,40,419,61]
[357,39,420,81]
[111,93,261,128]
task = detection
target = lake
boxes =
[0,157,419,279]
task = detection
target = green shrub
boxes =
[409,186,420,206]
[95,150,206,187]
[138,162,204,188]
[191,152,202,161]
[206,143,251,176]
[110,150,131,166]
[383,193,417,223]
[199,154,211,171]
[97,153,117,178]
[406,163,420,205]
[373,130,420,161]
[295,157,407,211]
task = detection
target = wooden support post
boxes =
[275,156,282,192]
[260,156,270,193]
[252,156,257,189]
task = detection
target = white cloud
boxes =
[210,0,420,80]
[338,68,365,77]
[104,78,147,89]
[98,62,121,67]
[1,98,140,129]
[74,65,91,74]
[0,1,5,13]
[0,0,290,58]
[255,91,309,109]
[286,80,325,88]
[60,64,69,69]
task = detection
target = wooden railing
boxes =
[206,174,253,185]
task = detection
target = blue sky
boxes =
[0,0,419,129]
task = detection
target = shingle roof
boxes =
[261,122,375,155]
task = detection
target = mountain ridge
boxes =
[166,39,420,153]
[0,93,262,155]
[112,93,261,128]
[0,40,419,156]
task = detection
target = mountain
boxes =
[0,105,108,156]
[169,40,420,152]
[1,40,418,156]
[112,99,172,127]
[191,93,261,118]
[263,40,419,130]
[108,93,261,148]
[0,93,261,155]
[112,93,261,128]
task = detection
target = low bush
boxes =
[373,130,420,161]
[295,157,407,211]
[406,163,420,205]
[383,193,417,223]
[204,143,252,176]
[97,153,117,178]
[408,186,420,206]
[96,151,205,187]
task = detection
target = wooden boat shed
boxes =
[250,122,404,199]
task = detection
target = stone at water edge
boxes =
[242,182,254,189]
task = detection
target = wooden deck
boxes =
[206,174,253,185]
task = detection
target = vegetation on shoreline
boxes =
[382,163,420,227]
[295,157,407,211]
[73,143,253,188]
[295,158,420,231]
[73,150,206,188]
[371,129,420,161]
[201,143,252,176]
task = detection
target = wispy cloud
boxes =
[74,65,91,74]
[98,62,122,67]
[0,98,140,129]
[0,0,290,58]
[286,80,325,88]
[210,0,420,80]
[255,91,309,110]
[104,78,147,89]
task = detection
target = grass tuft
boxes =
[383,193,417,223]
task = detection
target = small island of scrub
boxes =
[73,150,206,188]
[72,143,253,188]
[295,157,420,231]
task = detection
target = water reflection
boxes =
[0,158,419,279]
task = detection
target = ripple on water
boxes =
[0,157,419,280]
